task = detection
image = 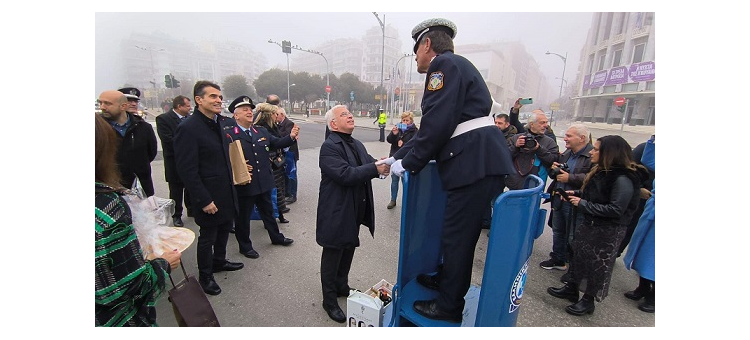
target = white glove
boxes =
[375,156,396,166]
[391,159,406,178]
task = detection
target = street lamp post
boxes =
[135,45,165,110]
[546,51,567,126]
[392,53,415,123]
[373,12,385,110]
[268,39,292,113]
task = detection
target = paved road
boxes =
[149,113,655,327]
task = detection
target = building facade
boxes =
[572,12,655,126]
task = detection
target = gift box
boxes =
[346,279,394,327]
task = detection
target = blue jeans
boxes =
[284,151,297,198]
[550,199,583,263]
[390,173,401,201]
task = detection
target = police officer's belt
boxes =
[450,116,494,139]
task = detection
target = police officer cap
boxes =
[229,95,256,113]
[118,87,141,100]
[411,18,457,53]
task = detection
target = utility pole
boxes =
[135,45,164,110]
[373,12,385,110]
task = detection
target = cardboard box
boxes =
[346,279,394,327]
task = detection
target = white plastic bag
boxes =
[123,178,194,259]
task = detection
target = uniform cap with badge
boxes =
[118,87,141,100]
[411,18,458,53]
[229,95,256,113]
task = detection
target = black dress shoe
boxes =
[638,300,655,313]
[413,300,462,323]
[272,237,294,246]
[416,273,440,291]
[172,217,184,227]
[322,302,346,323]
[285,196,297,204]
[241,249,260,259]
[565,298,595,316]
[212,261,244,273]
[278,216,290,224]
[199,276,221,296]
[547,284,580,303]
[279,207,291,213]
[624,288,648,300]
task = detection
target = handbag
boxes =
[168,262,221,327]
[270,150,285,169]
[229,140,251,185]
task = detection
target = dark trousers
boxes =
[320,247,356,306]
[196,220,232,278]
[378,125,385,142]
[550,199,583,263]
[235,192,285,252]
[618,198,647,256]
[168,181,192,217]
[436,176,503,314]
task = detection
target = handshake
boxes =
[375,157,406,178]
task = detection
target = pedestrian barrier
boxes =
[388,162,547,327]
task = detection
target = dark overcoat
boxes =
[155,110,183,183]
[114,113,158,195]
[173,108,237,227]
[316,132,378,249]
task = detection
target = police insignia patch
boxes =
[427,71,444,91]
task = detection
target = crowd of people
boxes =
[95,17,654,327]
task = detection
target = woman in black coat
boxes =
[254,103,289,223]
[546,135,648,316]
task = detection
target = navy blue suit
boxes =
[393,50,514,314]
[220,119,296,250]
[173,108,238,278]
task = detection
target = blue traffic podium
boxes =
[388,162,547,327]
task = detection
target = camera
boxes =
[550,163,570,177]
[520,132,538,149]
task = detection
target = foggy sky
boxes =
[95,11,592,96]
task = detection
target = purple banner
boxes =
[582,75,591,90]
[589,70,608,88]
[605,66,628,86]
[629,61,655,82]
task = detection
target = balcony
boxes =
[632,25,651,38]
[610,33,625,45]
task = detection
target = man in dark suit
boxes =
[173,81,244,296]
[221,96,296,260]
[275,107,299,204]
[155,95,193,227]
[316,105,391,323]
[386,18,515,322]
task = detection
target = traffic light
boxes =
[171,74,180,88]
[282,40,291,54]
[164,74,173,88]
[350,91,355,101]
[616,104,626,113]
[394,93,400,101]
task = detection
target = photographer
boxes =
[506,111,559,190]
[539,124,594,272]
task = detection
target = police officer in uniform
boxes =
[373,109,387,142]
[385,18,515,322]
[220,96,296,260]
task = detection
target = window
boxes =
[612,49,622,67]
[598,54,606,71]
[632,43,646,64]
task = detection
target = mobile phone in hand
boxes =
[555,188,569,199]
[519,98,533,105]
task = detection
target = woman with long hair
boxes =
[546,135,648,316]
[95,114,181,326]
[254,103,289,223]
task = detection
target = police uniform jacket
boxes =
[220,119,296,197]
[316,132,378,249]
[173,108,237,227]
[115,112,158,194]
[393,50,514,190]
[155,109,185,183]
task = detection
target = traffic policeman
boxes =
[373,109,387,142]
[387,18,515,322]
